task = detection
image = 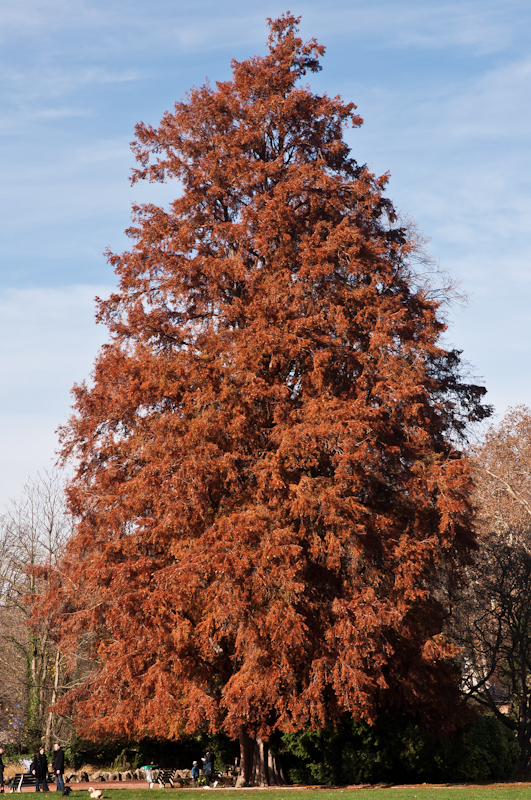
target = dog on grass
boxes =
[88,788,103,800]
[62,788,73,797]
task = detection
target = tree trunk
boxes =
[44,648,61,750]
[514,745,531,777]
[26,632,40,747]
[235,729,285,787]
[268,747,287,785]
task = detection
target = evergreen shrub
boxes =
[278,713,519,784]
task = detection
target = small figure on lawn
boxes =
[31,747,49,792]
[191,761,200,788]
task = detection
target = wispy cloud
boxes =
[299,0,527,55]
[0,0,527,57]
[407,57,531,144]
[0,284,111,505]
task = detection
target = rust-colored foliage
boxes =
[36,15,490,744]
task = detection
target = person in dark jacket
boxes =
[0,745,5,794]
[201,747,214,787]
[31,747,49,792]
[52,744,64,793]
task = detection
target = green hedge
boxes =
[278,714,519,784]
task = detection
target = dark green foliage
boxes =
[0,742,26,758]
[280,717,441,784]
[279,714,519,784]
[454,716,520,782]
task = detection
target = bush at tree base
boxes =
[279,714,519,784]
[454,716,520,782]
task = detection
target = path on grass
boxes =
[15,782,531,793]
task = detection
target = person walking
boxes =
[201,748,214,788]
[31,747,49,792]
[52,744,64,792]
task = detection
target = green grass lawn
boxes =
[59,788,531,800]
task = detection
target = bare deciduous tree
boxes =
[449,406,531,773]
[0,470,73,748]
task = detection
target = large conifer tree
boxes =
[39,14,489,784]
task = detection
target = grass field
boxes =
[54,788,531,800]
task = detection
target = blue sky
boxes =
[1,0,530,506]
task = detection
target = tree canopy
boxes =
[34,13,490,780]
